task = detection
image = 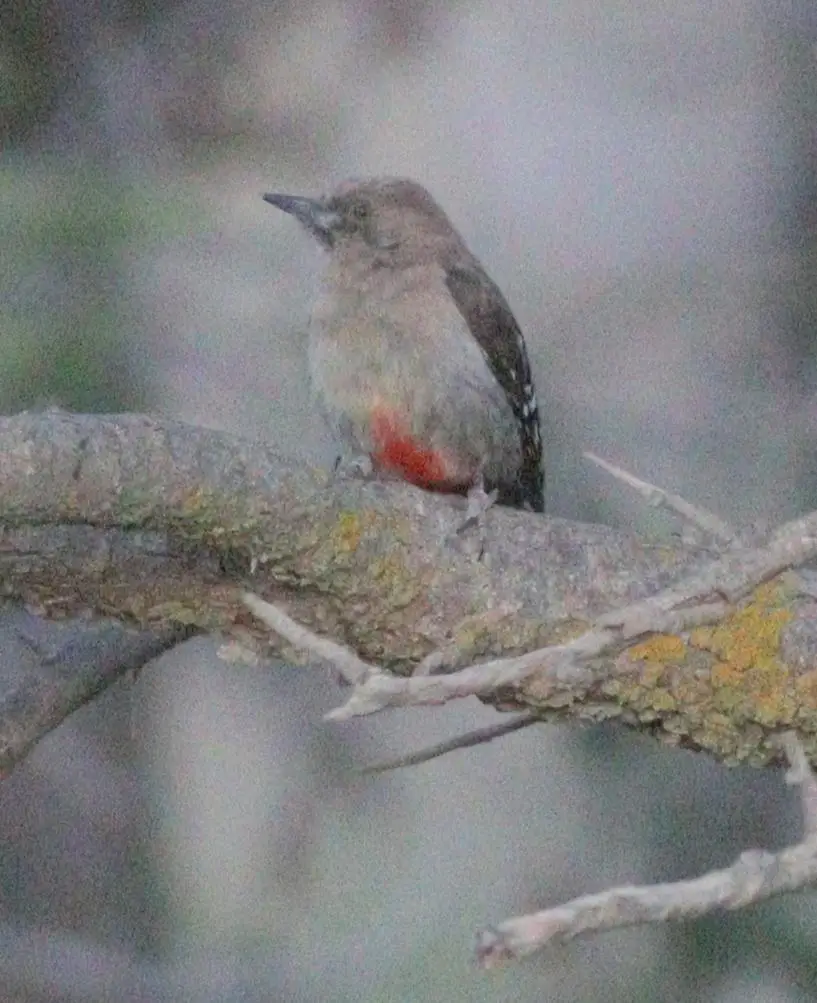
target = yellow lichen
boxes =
[630,634,687,664]
[692,582,791,669]
[180,486,212,514]
[687,582,795,728]
[654,687,680,711]
[795,670,817,707]
[586,582,800,766]
[331,510,363,553]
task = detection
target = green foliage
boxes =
[0,158,195,412]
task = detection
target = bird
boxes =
[262,177,544,512]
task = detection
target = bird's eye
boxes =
[351,202,370,221]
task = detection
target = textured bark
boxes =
[1,410,816,771]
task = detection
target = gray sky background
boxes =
[2,1,817,1000]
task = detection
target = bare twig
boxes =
[325,634,600,721]
[583,451,735,545]
[779,732,817,838]
[325,598,727,721]
[361,714,538,773]
[243,506,817,724]
[242,592,372,685]
[475,734,817,966]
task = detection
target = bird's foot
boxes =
[458,480,498,532]
[455,476,498,559]
[333,453,374,480]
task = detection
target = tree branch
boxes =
[475,733,817,965]
[360,714,539,773]
[6,411,817,959]
[0,620,196,775]
[583,450,736,545]
[2,410,817,775]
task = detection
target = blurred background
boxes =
[2,0,817,999]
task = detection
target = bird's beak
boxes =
[262,193,341,247]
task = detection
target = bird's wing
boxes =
[444,261,544,511]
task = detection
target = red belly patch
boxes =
[369,405,468,492]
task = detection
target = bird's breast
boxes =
[307,266,520,480]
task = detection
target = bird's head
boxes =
[263,177,458,260]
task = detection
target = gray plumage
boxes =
[263,177,544,512]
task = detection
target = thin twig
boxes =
[326,598,730,721]
[242,593,373,685]
[361,714,538,773]
[583,451,735,545]
[475,734,817,966]
[244,511,817,723]
[328,507,817,718]
[779,732,817,838]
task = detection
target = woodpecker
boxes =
[262,177,544,512]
